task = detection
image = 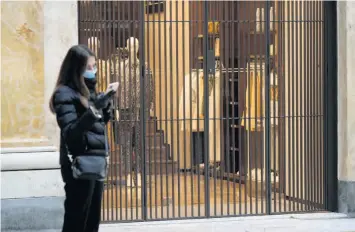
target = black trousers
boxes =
[61,164,104,232]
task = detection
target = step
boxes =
[107,160,178,176]
[111,120,158,134]
[109,144,170,161]
[145,133,165,147]
[146,120,157,133]
[145,145,169,161]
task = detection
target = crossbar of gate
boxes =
[77,0,336,223]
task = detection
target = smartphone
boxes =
[105,82,119,94]
[104,82,119,99]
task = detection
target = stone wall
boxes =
[1,1,78,230]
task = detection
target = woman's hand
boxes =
[103,100,114,123]
[94,93,111,110]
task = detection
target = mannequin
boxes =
[117,37,154,187]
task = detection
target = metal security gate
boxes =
[78,0,337,222]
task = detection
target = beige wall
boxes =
[1,1,77,202]
[1,1,78,171]
[337,1,355,182]
[1,1,46,148]
[145,0,191,168]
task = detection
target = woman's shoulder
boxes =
[53,85,79,105]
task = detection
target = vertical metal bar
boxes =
[111,2,118,221]
[317,1,321,209]
[294,0,300,212]
[169,0,175,219]
[134,2,140,220]
[189,1,194,218]
[252,0,258,215]
[316,0,321,209]
[218,1,221,217]
[107,1,114,222]
[322,0,328,211]
[305,0,310,211]
[310,0,315,211]
[102,1,108,221]
[314,0,319,210]
[221,1,226,216]
[286,0,291,213]
[247,1,252,215]
[196,1,201,218]
[290,0,296,213]
[181,0,187,218]
[299,0,304,212]
[203,0,210,218]
[164,0,169,219]
[158,0,164,220]
[244,1,249,215]
[215,3,222,216]
[211,1,215,217]
[122,1,128,221]
[272,0,276,214]
[265,0,271,215]
[281,0,287,213]
[230,1,237,216]
[175,0,181,218]
[237,1,242,216]
[117,1,123,221]
[323,1,338,212]
[146,3,152,220]
[139,0,147,221]
[152,0,158,220]
[127,2,134,221]
[311,0,316,210]
[276,0,283,213]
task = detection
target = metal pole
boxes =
[139,0,147,221]
[265,0,272,215]
[203,0,210,218]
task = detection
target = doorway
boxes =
[78,0,335,222]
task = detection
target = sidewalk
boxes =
[100,213,355,232]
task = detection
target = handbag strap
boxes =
[104,126,109,157]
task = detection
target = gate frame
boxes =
[77,0,339,222]
[323,0,338,213]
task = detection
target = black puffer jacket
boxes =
[53,80,111,165]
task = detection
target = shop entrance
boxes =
[78,0,337,222]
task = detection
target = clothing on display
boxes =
[241,62,280,181]
[178,61,223,163]
[241,63,264,131]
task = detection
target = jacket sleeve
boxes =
[53,88,99,153]
[102,101,114,124]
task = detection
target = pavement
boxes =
[100,213,355,232]
[6,213,355,232]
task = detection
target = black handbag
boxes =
[70,127,109,181]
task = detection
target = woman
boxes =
[49,45,113,232]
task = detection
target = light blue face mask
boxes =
[83,67,97,79]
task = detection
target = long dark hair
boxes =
[49,45,95,113]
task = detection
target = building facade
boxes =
[0,0,353,230]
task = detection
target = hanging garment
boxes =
[178,67,222,162]
[241,64,264,131]
[178,70,205,131]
